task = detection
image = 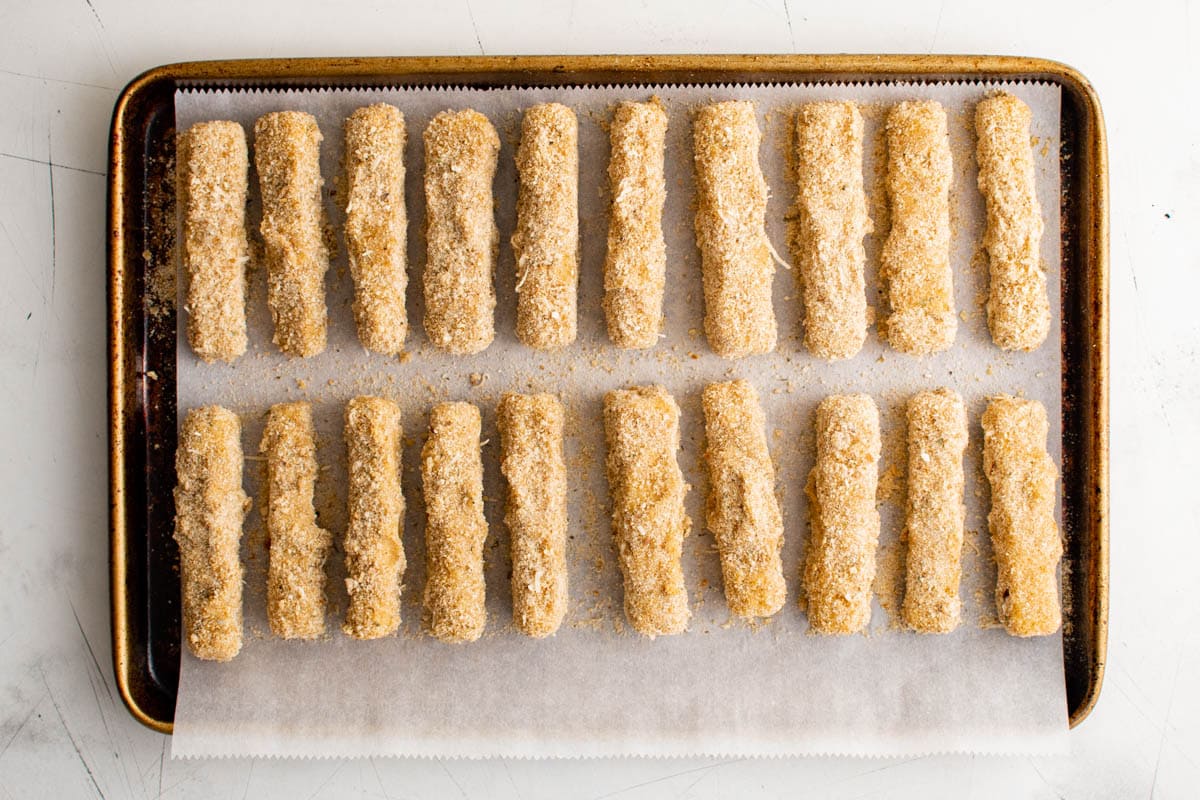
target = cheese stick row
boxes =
[171,394,567,653]
[174,387,1060,658]
[178,90,1048,364]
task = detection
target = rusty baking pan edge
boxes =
[108,54,1108,736]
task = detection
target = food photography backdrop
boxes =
[0,0,1191,797]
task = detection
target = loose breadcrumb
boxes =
[423,110,499,355]
[174,406,249,661]
[513,103,579,350]
[882,101,956,355]
[603,385,691,637]
[604,100,668,349]
[790,101,872,361]
[702,380,786,618]
[178,121,249,364]
[343,396,406,640]
[982,395,1062,637]
[901,388,968,633]
[263,402,331,639]
[803,393,881,634]
[422,402,488,642]
[975,92,1050,352]
[254,111,330,358]
[497,393,569,637]
[344,104,408,355]
[693,101,777,359]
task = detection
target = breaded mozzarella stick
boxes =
[693,101,777,359]
[263,402,331,639]
[901,389,968,633]
[975,92,1051,352]
[178,121,249,363]
[497,393,569,637]
[604,100,668,349]
[982,395,1062,637]
[603,385,691,637]
[343,396,406,640]
[882,101,956,355]
[702,380,786,618]
[344,104,408,355]
[423,110,499,354]
[173,406,249,661]
[513,103,579,350]
[254,111,330,358]
[803,394,881,634]
[422,402,488,642]
[790,101,872,361]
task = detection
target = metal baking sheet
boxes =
[107,56,1108,737]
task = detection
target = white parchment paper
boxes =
[171,80,1065,758]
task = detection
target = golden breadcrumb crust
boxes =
[344,104,408,355]
[422,402,489,642]
[263,401,332,639]
[604,100,668,349]
[789,101,872,361]
[174,406,249,661]
[901,388,968,633]
[982,395,1062,637]
[513,103,579,350]
[881,101,956,355]
[497,393,569,637]
[803,394,881,634]
[343,396,406,640]
[603,385,691,637]
[423,110,499,355]
[178,121,250,363]
[693,101,777,359]
[975,92,1050,352]
[254,111,330,358]
[702,380,786,619]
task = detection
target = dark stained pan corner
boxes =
[108,55,1108,735]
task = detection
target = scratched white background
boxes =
[0,0,1192,797]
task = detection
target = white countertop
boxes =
[0,0,1192,797]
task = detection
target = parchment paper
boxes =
[170,80,1066,758]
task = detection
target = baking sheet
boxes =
[170,80,1065,758]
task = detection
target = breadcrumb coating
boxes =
[422,402,488,642]
[901,388,968,633]
[982,395,1062,637]
[178,121,249,363]
[263,402,331,639]
[513,103,579,350]
[702,380,786,619]
[803,394,881,634]
[423,110,499,355]
[882,101,956,355]
[497,393,569,637]
[604,100,668,349]
[174,406,249,661]
[603,385,691,637]
[344,104,408,355]
[254,111,330,358]
[790,101,872,361]
[975,92,1050,352]
[693,101,777,359]
[343,396,406,640]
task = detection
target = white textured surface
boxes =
[0,0,1191,796]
